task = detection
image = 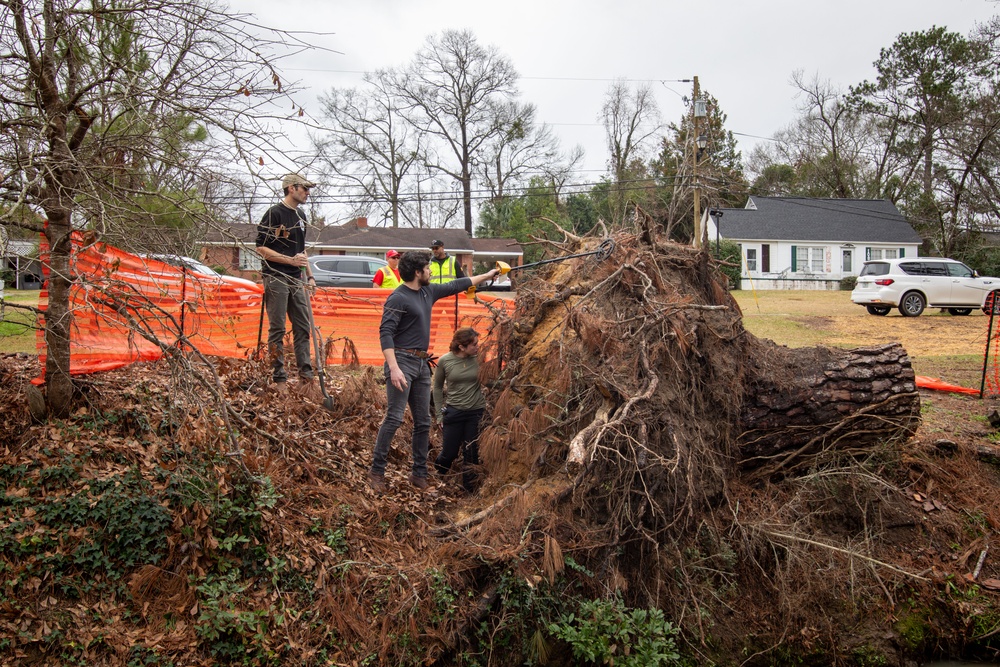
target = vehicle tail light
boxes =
[874,278,895,286]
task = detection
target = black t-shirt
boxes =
[255,203,307,277]
[379,279,473,352]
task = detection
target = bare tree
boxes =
[0,0,312,416]
[600,79,661,224]
[477,101,576,203]
[789,71,860,198]
[601,79,662,182]
[314,70,423,228]
[748,73,911,202]
[389,29,519,234]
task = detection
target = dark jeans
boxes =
[371,352,432,478]
[264,273,313,383]
[435,406,483,491]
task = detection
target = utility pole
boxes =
[417,177,424,228]
[691,76,703,248]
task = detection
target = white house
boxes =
[705,197,923,290]
[0,230,42,290]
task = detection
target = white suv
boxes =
[851,258,1000,317]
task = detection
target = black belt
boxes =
[398,348,431,359]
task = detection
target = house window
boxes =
[239,247,261,271]
[795,246,825,273]
[869,248,898,261]
[745,248,757,272]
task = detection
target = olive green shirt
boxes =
[432,352,486,423]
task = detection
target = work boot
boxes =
[408,474,429,491]
[368,471,388,494]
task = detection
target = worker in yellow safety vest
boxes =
[429,239,466,283]
[373,250,402,289]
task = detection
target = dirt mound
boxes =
[478,233,745,528]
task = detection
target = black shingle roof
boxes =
[717,197,922,244]
[316,227,477,252]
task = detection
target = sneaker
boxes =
[368,472,388,494]
[408,474,429,491]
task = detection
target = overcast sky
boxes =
[238,0,997,220]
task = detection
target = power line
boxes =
[731,131,781,143]
[209,174,736,207]
[283,67,693,86]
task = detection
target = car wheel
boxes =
[898,292,925,317]
[947,308,972,316]
[866,305,891,316]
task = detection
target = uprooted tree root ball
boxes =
[2,227,998,666]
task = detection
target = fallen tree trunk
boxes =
[737,342,921,477]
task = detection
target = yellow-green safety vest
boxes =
[429,256,458,283]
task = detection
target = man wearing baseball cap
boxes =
[255,173,317,393]
[429,239,465,284]
[372,250,402,289]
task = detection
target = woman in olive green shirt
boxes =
[432,328,486,492]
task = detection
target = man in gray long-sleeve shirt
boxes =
[368,250,499,494]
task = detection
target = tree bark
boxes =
[738,343,920,476]
[43,217,75,418]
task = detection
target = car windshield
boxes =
[153,255,215,276]
[182,259,217,276]
[859,262,890,277]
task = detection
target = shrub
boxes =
[548,596,681,667]
[840,275,858,291]
[713,239,742,290]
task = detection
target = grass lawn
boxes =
[0,290,40,354]
[732,289,989,390]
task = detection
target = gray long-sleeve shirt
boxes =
[378,279,472,352]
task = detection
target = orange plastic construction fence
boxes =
[36,235,511,379]
[914,376,979,396]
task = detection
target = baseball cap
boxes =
[430,239,444,248]
[386,250,401,258]
[281,173,316,189]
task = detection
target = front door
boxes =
[946,261,986,306]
